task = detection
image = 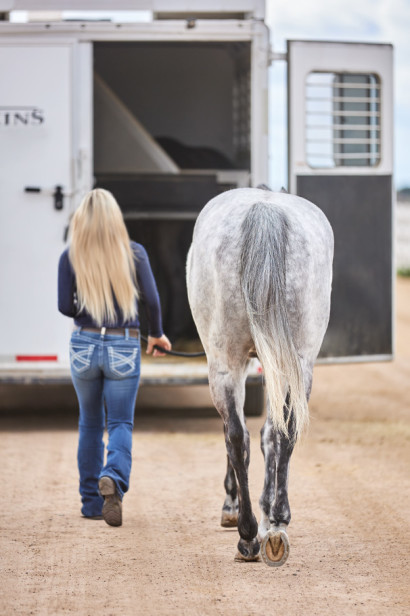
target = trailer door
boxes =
[287,40,393,361]
[0,39,92,365]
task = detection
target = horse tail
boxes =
[240,202,308,440]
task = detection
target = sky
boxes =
[11,2,410,189]
[265,0,410,190]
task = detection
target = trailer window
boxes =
[305,72,381,168]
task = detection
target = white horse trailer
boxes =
[0,1,393,412]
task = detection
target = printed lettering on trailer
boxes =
[0,107,45,127]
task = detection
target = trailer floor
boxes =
[1,279,409,616]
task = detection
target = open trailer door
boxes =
[287,40,394,362]
[0,38,92,371]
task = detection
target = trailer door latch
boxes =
[24,184,66,210]
[54,185,64,210]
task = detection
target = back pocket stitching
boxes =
[108,347,138,377]
[70,343,95,374]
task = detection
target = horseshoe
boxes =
[260,526,290,567]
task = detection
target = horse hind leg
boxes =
[221,453,239,528]
[258,365,313,567]
[258,393,296,567]
[208,362,259,561]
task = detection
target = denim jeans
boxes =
[69,328,141,517]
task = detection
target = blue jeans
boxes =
[69,328,141,517]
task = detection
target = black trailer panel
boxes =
[297,175,392,358]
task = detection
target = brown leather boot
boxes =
[98,476,122,527]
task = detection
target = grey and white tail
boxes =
[240,202,308,439]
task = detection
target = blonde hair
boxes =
[69,188,138,326]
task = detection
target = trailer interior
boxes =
[93,41,251,344]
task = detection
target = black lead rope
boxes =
[140,334,206,358]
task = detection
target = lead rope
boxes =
[140,334,206,358]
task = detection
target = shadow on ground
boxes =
[0,383,222,433]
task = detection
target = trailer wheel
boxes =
[244,382,265,417]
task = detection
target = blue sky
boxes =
[265,0,410,190]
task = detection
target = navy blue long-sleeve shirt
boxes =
[58,241,163,337]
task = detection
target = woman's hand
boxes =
[146,334,172,357]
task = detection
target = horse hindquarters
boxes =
[187,188,333,567]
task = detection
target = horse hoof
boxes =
[221,510,238,527]
[235,537,260,562]
[260,527,290,567]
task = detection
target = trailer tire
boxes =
[244,382,265,417]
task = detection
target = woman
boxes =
[58,188,171,526]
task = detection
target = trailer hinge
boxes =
[269,49,288,65]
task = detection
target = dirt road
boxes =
[1,279,409,616]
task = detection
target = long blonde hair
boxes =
[69,188,138,326]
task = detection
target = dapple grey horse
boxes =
[186,187,333,566]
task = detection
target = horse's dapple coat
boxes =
[187,187,333,566]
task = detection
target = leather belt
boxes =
[79,327,139,339]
